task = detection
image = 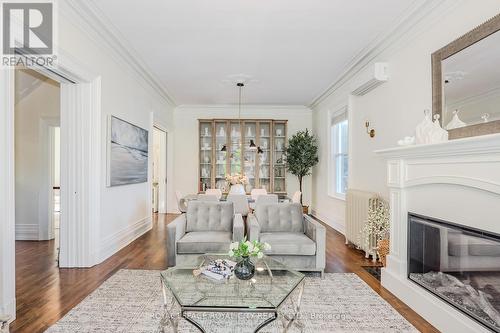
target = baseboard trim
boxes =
[15,224,38,240]
[98,216,152,263]
[310,210,345,235]
[0,298,16,323]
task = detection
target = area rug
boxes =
[46,269,418,333]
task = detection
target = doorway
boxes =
[1,57,102,320]
[14,69,61,245]
[152,126,168,214]
[51,126,61,249]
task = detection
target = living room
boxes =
[1,1,500,332]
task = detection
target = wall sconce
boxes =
[365,121,375,138]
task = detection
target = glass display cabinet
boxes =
[229,121,241,177]
[257,121,271,192]
[273,121,287,194]
[198,119,287,194]
[214,121,228,191]
[199,121,213,192]
[243,121,257,192]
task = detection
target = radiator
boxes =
[345,189,380,260]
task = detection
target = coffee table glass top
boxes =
[160,255,304,310]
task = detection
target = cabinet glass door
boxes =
[273,122,286,193]
[243,121,257,192]
[257,122,271,192]
[199,121,213,192]
[229,121,242,175]
[214,121,228,192]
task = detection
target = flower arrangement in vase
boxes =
[226,173,248,195]
[228,238,271,280]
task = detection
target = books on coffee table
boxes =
[201,259,236,281]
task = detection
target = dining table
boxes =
[180,193,291,208]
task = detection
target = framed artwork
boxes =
[107,116,149,186]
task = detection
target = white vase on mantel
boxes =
[431,114,449,143]
[229,184,246,195]
[415,109,448,144]
[415,109,434,144]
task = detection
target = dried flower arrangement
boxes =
[360,197,390,264]
[225,173,249,185]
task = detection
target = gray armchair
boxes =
[248,203,326,276]
[167,201,244,267]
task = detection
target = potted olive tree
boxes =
[283,129,319,214]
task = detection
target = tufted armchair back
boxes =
[255,203,304,233]
[186,201,234,232]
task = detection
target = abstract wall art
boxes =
[107,116,149,186]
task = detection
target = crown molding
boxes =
[176,104,310,110]
[175,104,312,116]
[61,0,177,107]
[309,0,463,108]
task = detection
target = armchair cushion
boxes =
[186,201,234,232]
[177,231,232,254]
[255,203,304,233]
[260,232,316,256]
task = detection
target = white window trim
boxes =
[328,105,349,201]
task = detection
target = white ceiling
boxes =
[91,0,418,106]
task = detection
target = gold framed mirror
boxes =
[432,13,500,139]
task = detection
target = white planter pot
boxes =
[229,184,246,195]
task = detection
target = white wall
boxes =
[311,0,500,233]
[15,69,60,241]
[173,105,313,208]
[56,2,176,262]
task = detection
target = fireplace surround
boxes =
[375,133,500,333]
[408,213,500,332]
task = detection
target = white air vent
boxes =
[351,63,389,96]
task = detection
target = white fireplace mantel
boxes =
[375,133,500,333]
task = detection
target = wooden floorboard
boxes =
[10,213,439,332]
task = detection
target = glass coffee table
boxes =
[160,254,305,333]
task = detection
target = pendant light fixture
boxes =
[220,82,262,154]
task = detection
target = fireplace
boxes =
[408,213,500,332]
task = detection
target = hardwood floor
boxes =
[10,214,439,333]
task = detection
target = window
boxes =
[330,111,348,198]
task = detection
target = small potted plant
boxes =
[283,129,319,214]
[228,238,271,280]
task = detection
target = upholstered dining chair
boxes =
[175,190,187,213]
[227,194,250,217]
[291,191,302,204]
[250,194,278,210]
[205,188,223,200]
[250,188,267,201]
[255,194,278,206]
[197,194,219,201]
